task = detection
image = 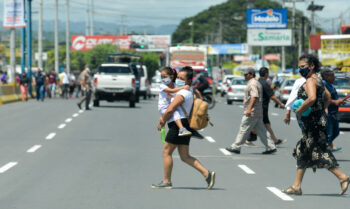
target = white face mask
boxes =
[161,77,171,85]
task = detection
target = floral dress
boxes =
[293,77,338,171]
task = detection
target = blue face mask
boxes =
[299,67,310,78]
[175,79,186,87]
[161,77,171,85]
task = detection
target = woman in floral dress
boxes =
[282,54,349,196]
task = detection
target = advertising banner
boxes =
[264,54,280,60]
[247,29,292,46]
[233,55,250,62]
[208,44,248,55]
[131,35,171,50]
[3,0,26,28]
[321,35,350,54]
[246,9,287,29]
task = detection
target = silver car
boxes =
[278,78,296,104]
[226,77,247,105]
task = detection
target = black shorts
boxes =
[263,106,270,124]
[165,119,191,145]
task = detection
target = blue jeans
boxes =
[327,113,340,143]
[49,83,56,97]
[296,115,305,133]
[36,85,45,101]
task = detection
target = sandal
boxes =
[340,176,350,195]
[282,186,302,195]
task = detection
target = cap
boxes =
[244,67,255,75]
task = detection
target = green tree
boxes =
[85,44,117,70]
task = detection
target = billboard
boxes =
[3,0,26,28]
[71,35,170,51]
[208,44,248,55]
[321,35,350,54]
[131,35,171,50]
[246,9,287,29]
[247,29,292,46]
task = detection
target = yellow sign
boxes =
[321,38,350,54]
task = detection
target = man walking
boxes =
[258,67,287,145]
[35,69,46,101]
[48,70,57,98]
[61,68,70,99]
[226,68,276,154]
[77,67,92,110]
[321,69,347,152]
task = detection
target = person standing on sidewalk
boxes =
[20,72,29,102]
[258,67,287,146]
[153,66,215,189]
[61,68,70,99]
[77,68,92,110]
[321,68,347,152]
[226,68,276,154]
[35,69,45,101]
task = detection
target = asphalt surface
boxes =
[0,97,349,209]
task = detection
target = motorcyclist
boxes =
[193,73,209,94]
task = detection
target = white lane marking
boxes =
[65,118,73,123]
[73,113,79,117]
[266,187,294,201]
[205,136,216,143]
[291,117,296,121]
[239,105,244,108]
[340,131,345,135]
[219,148,232,156]
[79,110,84,113]
[271,113,279,116]
[238,164,255,174]
[0,162,18,173]
[27,145,42,153]
[58,124,66,129]
[45,133,56,140]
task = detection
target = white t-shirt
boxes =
[168,89,193,123]
[285,77,306,110]
[62,72,70,84]
[158,84,171,112]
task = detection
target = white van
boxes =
[137,65,150,99]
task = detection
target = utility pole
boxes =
[27,0,33,96]
[120,15,125,35]
[54,0,59,73]
[281,1,286,71]
[66,0,70,73]
[90,0,94,35]
[10,28,16,83]
[85,0,90,35]
[292,0,297,74]
[301,16,306,54]
[38,0,43,69]
[247,0,254,55]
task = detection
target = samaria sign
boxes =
[246,9,287,29]
[247,29,292,46]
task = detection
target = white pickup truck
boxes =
[92,63,137,108]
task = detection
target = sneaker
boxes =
[330,146,342,152]
[244,141,257,148]
[262,149,277,154]
[191,130,204,139]
[275,139,287,146]
[206,171,216,189]
[151,181,173,189]
[225,147,240,154]
[178,128,192,136]
[77,103,81,109]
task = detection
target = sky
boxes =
[1,0,350,31]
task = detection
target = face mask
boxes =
[175,79,186,87]
[161,77,171,85]
[299,67,310,78]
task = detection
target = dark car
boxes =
[334,77,350,123]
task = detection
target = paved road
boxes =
[0,97,349,209]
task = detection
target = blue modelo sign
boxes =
[246,8,287,29]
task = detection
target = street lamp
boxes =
[307,0,324,34]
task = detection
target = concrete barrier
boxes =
[0,83,36,104]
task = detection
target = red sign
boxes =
[71,35,132,51]
[310,34,321,50]
[264,54,280,61]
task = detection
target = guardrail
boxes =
[0,83,36,104]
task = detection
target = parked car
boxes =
[150,77,161,97]
[226,77,247,105]
[220,75,241,97]
[277,78,296,104]
[137,65,150,100]
[334,77,350,123]
[92,63,137,108]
